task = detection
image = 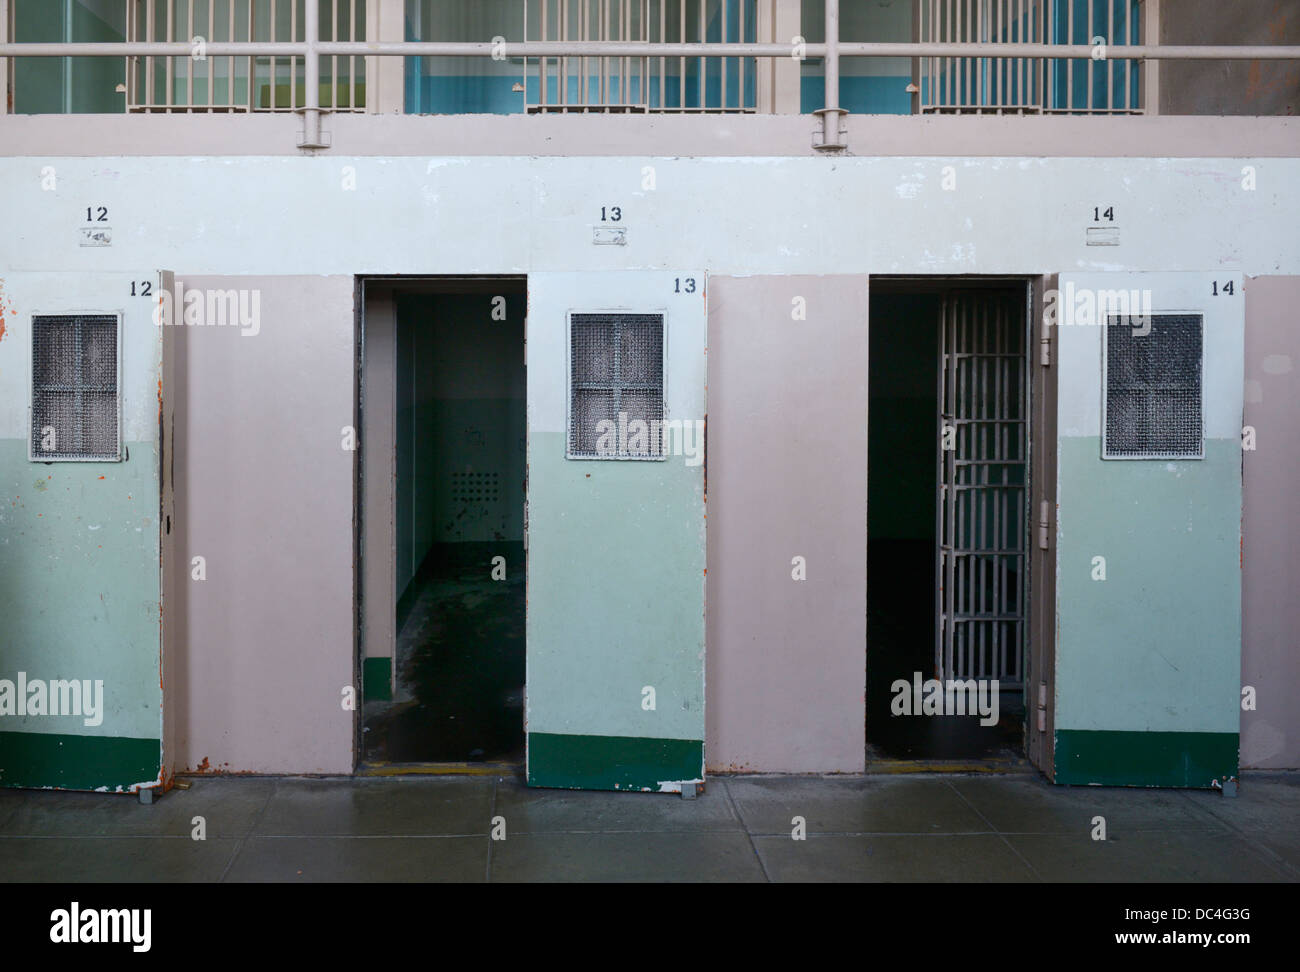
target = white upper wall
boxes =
[0,156,1295,277]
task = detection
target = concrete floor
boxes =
[1,772,1296,882]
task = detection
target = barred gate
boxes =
[936,290,1028,686]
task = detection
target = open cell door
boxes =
[0,271,176,797]
[1050,271,1243,787]
[525,271,707,793]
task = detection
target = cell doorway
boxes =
[866,279,1030,763]
[358,277,527,767]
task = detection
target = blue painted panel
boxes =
[802,76,911,115]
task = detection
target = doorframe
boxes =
[866,274,1047,768]
[1026,274,1057,777]
[353,274,528,773]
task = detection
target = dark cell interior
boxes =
[866,289,1025,761]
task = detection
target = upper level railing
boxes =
[920,0,1143,114]
[524,1,759,113]
[125,0,367,113]
[3,0,1299,150]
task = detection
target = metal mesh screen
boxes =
[569,313,664,458]
[1105,314,1203,459]
[31,314,121,461]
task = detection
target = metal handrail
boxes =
[3,0,1298,152]
[5,42,1298,57]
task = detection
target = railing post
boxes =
[371,0,405,113]
[1142,0,1160,115]
[301,0,328,148]
[813,0,846,150]
[0,0,9,115]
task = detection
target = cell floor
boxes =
[363,542,526,764]
[1,772,1296,882]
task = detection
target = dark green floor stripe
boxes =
[528,732,703,792]
[1054,729,1238,788]
[0,731,161,791]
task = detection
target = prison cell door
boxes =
[936,289,1028,688]
[1050,271,1243,787]
[0,271,176,796]
[525,271,707,792]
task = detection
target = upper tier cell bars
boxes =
[526,0,757,112]
[126,0,365,112]
[921,0,1142,114]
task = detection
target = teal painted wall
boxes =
[868,294,938,541]
[13,0,126,115]
[801,0,911,114]
[1055,437,1242,733]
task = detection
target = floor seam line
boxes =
[722,779,772,883]
[216,779,277,883]
[944,778,1045,882]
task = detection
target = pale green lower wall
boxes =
[1055,436,1242,736]
[0,439,162,743]
[526,429,705,742]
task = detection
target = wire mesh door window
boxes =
[936,291,1027,685]
[1104,314,1203,459]
[569,313,665,459]
[30,314,121,461]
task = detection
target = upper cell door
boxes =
[1051,271,1243,787]
[525,271,707,793]
[0,270,175,794]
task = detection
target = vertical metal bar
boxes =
[228,0,236,108]
[738,0,745,108]
[679,0,685,110]
[957,298,966,676]
[146,0,157,108]
[720,0,727,110]
[1018,0,1025,108]
[698,0,705,108]
[962,0,970,108]
[350,0,356,110]
[290,0,297,111]
[994,297,1004,677]
[165,0,174,108]
[1067,0,1074,112]
[185,0,194,108]
[126,0,136,109]
[541,0,548,106]
[659,0,666,108]
[1106,0,1113,109]
[247,0,254,110]
[304,0,320,139]
[206,0,215,107]
[823,0,839,138]
[268,0,277,110]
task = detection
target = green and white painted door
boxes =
[0,270,173,793]
[1052,271,1243,787]
[525,271,707,792]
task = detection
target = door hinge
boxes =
[1039,327,1051,366]
[1037,500,1050,550]
[1036,681,1048,732]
